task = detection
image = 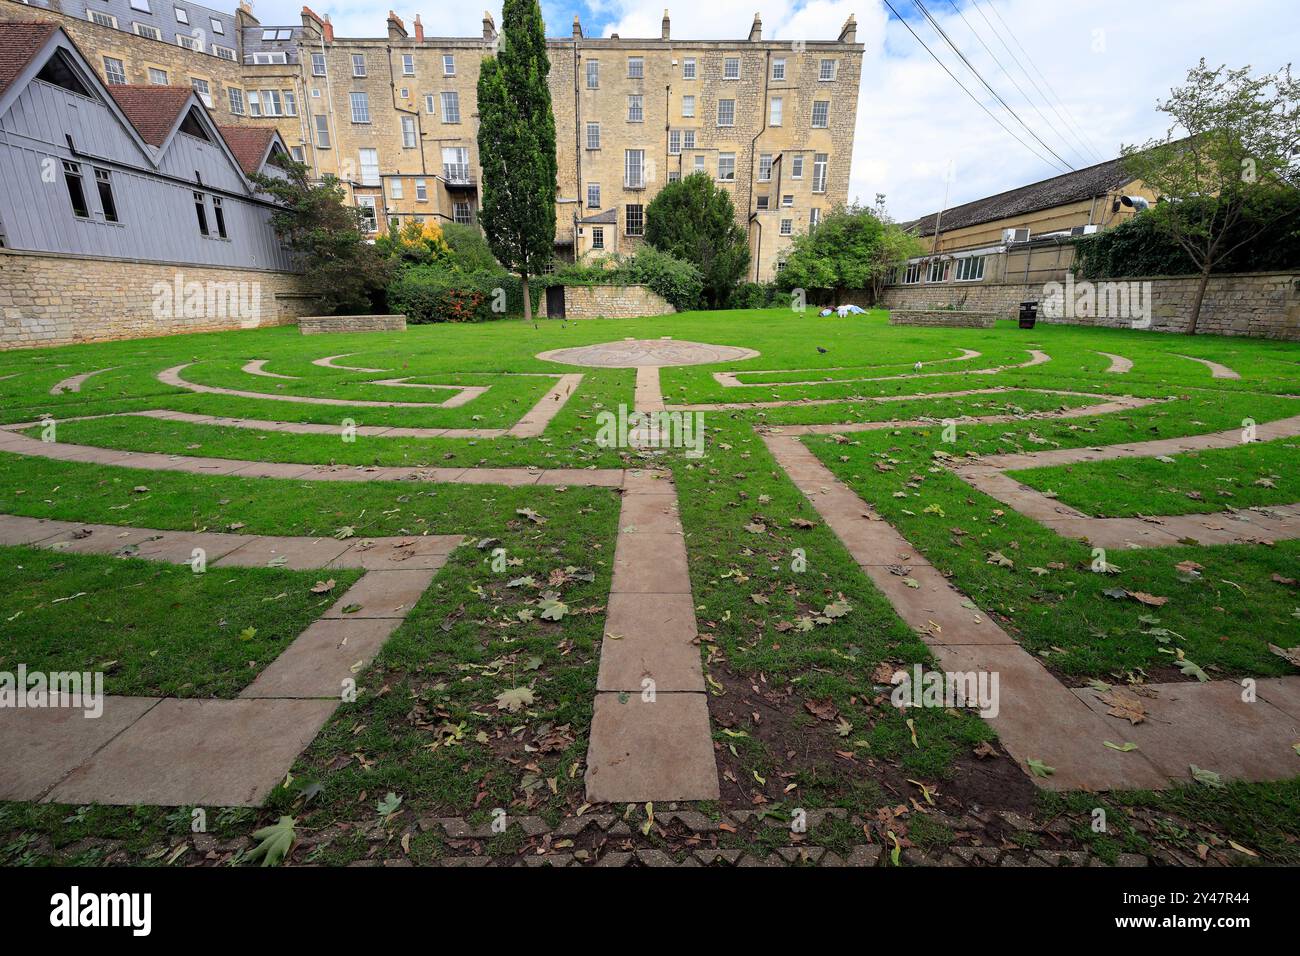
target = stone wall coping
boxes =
[0,247,304,278]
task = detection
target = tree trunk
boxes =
[521,272,532,323]
[1186,264,1211,335]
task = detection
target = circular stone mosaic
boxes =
[535,339,760,368]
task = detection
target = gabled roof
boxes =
[0,21,59,98]
[906,155,1137,238]
[217,125,286,175]
[105,85,196,146]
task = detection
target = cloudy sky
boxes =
[254,0,1298,220]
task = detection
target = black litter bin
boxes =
[1018,301,1038,329]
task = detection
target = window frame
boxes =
[440,91,460,123]
[717,98,735,127]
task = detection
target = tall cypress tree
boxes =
[476,0,557,322]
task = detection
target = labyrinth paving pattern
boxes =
[1,314,1298,867]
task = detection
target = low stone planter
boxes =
[299,314,406,334]
[888,309,999,329]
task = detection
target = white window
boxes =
[586,122,600,150]
[442,146,470,182]
[810,208,821,228]
[772,58,785,81]
[399,87,408,99]
[904,261,923,284]
[425,94,436,113]
[390,178,403,199]
[415,179,427,201]
[352,54,367,77]
[812,153,828,193]
[177,34,202,52]
[228,87,244,114]
[928,258,951,283]
[359,148,379,186]
[214,46,236,62]
[314,114,330,148]
[625,203,644,236]
[682,58,696,79]
[350,91,370,123]
[811,101,830,128]
[682,130,695,150]
[717,99,735,127]
[210,18,224,35]
[627,95,643,122]
[190,77,211,107]
[587,183,600,208]
[682,95,695,118]
[148,67,169,85]
[791,154,804,179]
[441,91,460,123]
[668,172,681,183]
[356,196,377,233]
[312,52,326,76]
[723,57,740,79]
[402,116,417,148]
[624,149,644,188]
[955,256,986,281]
[443,54,455,76]
[782,194,794,207]
[586,59,599,88]
[174,7,188,23]
[290,146,304,162]
[591,226,604,250]
[262,90,284,116]
[248,91,261,116]
[780,218,793,236]
[769,97,782,126]
[668,130,681,155]
[758,154,772,181]
[694,155,705,173]
[819,58,837,81]
[133,23,161,40]
[88,11,117,28]
[718,152,735,181]
[251,52,287,64]
[453,201,471,225]
[130,0,150,11]
[757,195,769,210]
[103,57,126,85]
[402,54,414,75]
[627,56,643,79]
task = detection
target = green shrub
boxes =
[388,265,492,323]
[726,281,781,309]
[548,249,703,311]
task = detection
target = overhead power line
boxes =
[943,0,1095,169]
[974,0,1109,163]
[912,0,1076,171]
[879,0,1071,174]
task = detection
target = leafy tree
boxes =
[441,222,501,272]
[1123,61,1300,334]
[644,172,749,308]
[476,0,557,322]
[250,160,390,315]
[777,202,923,305]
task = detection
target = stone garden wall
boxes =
[876,271,1300,340]
[543,285,675,319]
[0,250,316,350]
[888,310,998,329]
[299,315,407,334]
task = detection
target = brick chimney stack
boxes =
[323,14,334,42]
[414,14,424,42]
[299,6,323,40]
[387,10,407,39]
[749,12,762,42]
[661,9,670,40]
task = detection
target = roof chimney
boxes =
[300,6,323,40]
[387,10,407,39]
[414,13,424,42]
[572,14,582,39]
[838,13,856,43]
[749,12,762,42]
[236,1,259,28]
[323,14,333,42]
[483,10,496,42]
[661,9,670,40]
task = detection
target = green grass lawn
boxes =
[1,309,1298,866]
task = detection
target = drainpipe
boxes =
[317,27,340,179]
[574,36,582,257]
[747,48,771,264]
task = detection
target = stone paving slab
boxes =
[1041,517,1184,549]
[509,373,586,438]
[1257,677,1300,721]
[610,532,691,594]
[0,696,159,801]
[229,462,319,480]
[0,514,68,546]
[240,617,402,699]
[597,592,705,693]
[39,523,171,557]
[214,535,354,569]
[1094,351,1134,374]
[1073,681,1300,783]
[329,535,463,570]
[585,692,719,802]
[128,530,249,564]
[44,698,339,807]
[618,494,683,534]
[321,569,436,619]
[861,563,1017,645]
